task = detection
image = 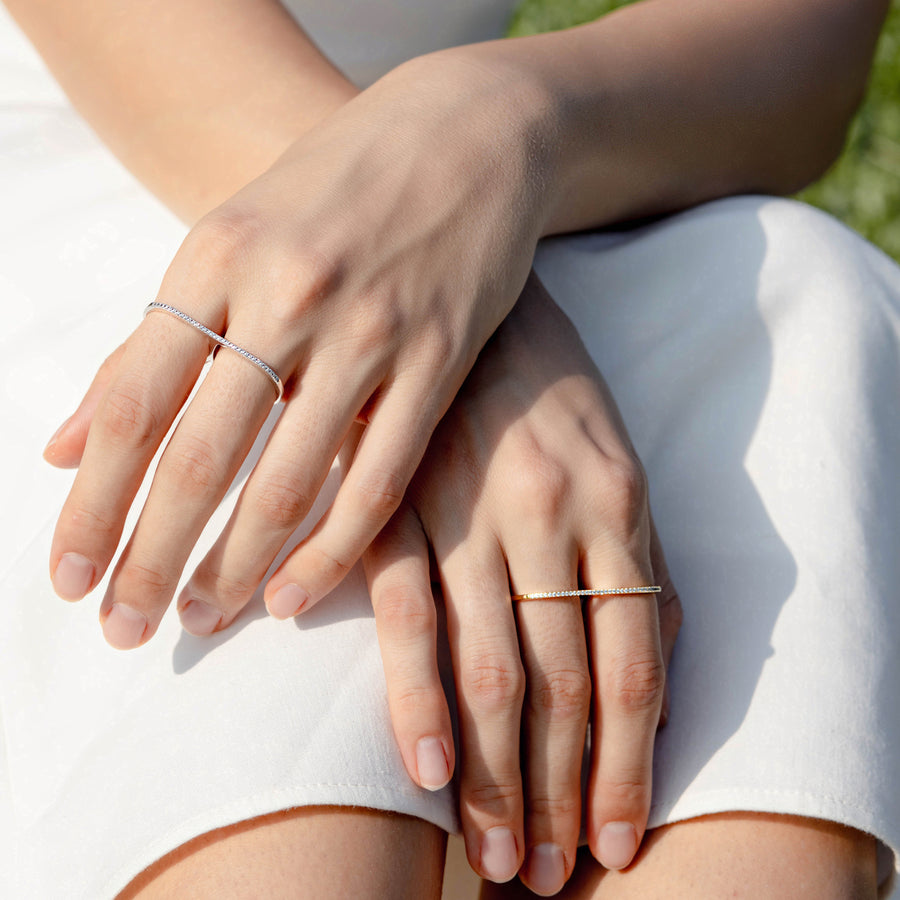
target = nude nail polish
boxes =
[267,583,309,619]
[178,597,223,636]
[53,552,94,600]
[480,827,518,883]
[597,821,637,870]
[526,843,565,896]
[102,603,148,650]
[415,737,450,791]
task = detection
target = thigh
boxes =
[482,812,878,900]
[118,806,447,900]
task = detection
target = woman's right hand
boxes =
[45,47,559,648]
[362,273,682,893]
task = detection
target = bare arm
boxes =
[3,0,357,222]
[5,0,888,232]
[429,0,889,235]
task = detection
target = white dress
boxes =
[1,2,898,897]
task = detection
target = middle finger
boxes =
[99,345,278,647]
[508,537,590,897]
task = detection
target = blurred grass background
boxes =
[508,0,900,262]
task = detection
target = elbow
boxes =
[764,0,889,196]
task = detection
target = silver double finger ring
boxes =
[144,301,284,402]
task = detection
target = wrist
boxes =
[390,44,567,241]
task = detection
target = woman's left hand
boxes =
[361,273,682,893]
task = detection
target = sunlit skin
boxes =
[14,0,887,894]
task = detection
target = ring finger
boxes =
[508,539,589,897]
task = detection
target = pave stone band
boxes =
[144,301,284,402]
[512,586,662,601]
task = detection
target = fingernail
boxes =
[268,583,308,619]
[102,603,148,650]
[178,596,223,636]
[526,843,565,896]
[597,822,637,870]
[53,552,95,600]
[480,827,518,883]
[415,737,450,791]
[43,416,71,456]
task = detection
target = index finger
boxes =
[49,309,213,601]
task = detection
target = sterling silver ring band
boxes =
[144,301,284,402]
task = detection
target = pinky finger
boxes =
[43,342,127,469]
[363,502,455,792]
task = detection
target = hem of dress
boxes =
[97,782,459,900]
[648,787,898,897]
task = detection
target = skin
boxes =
[13,0,888,892]
[113,810,876,900]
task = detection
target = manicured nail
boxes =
[53,552,95,600]
[102,603,148,650]
[268,583,309,619]
[597,822,637,870]
[415,737,450,791]
[178,596,223,636]
[480,827,518,883]
[525,843,565,896]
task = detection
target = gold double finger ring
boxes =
[511,586,661,601]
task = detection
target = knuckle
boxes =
[267,247,343,325]
[506,447,571,525]
[187,206,266,272]
[606,655,666,713]
[117,560,172,599]
[462,778,522,813]
[64,505,119,543]
[526,792,581,823]
[252,473,313,530]
[415,327,455,373]
[351,294,404,359]
[389,683,443,722]
[197,567,258,609]
[528,667,592,721]
[302,543,355,584]
[600,456,648,534]
[374,585,435,637]
[354,467,406,523]
[164,434,226,498]
[595,776,649,812]
[101,377,163,448]
[461,653,526,713]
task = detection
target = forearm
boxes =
[4,0,358,223]
[438,0,888,235]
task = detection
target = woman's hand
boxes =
[45,50,559,648]
[361,273,682,893]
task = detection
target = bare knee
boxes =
[482,811,878,900]
[118,806,447,900]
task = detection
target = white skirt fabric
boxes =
[1,5,899,897]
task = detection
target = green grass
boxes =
[508,0,900,262]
